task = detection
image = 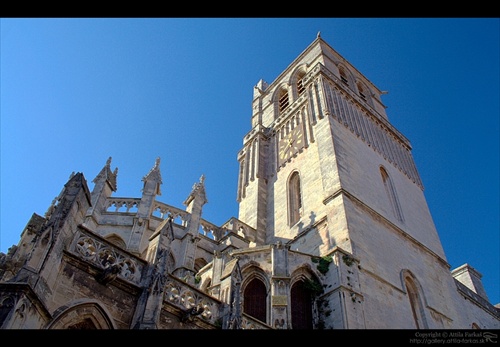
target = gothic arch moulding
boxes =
[400,269,429,329]
[290,265,321,329]
[240,262,270,324]
[0,295,16,328]
[271,83,291,117]
[240,262,269,289]
[46,299,116,329]
[355,79,374,107]
[289,64,309,99]
[337,63,356,91]
[104,233,126,249]
[290,265,320,287]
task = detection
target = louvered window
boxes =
[297,72,306,96]
[279,88,289,113]
[357,82,367,100]
[339,67,349,85]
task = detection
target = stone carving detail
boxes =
[151,266,167,296]
[0,295,15,327]
[74,233,142,284]
[274,318,286,329]
[164,279,216,323]
[278,280,286,295]
[76,237,97,259]
[240,316,268,329]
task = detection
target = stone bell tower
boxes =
[236,33,463,328]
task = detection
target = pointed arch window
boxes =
[404,276,427,329]
[278,87,289,113]
[0,296,15,328]
[47,302,114,329]
[291,280,313,329]
[105,234,126,249]
[243,278,267,323]
[339,67,349,86]
[288,171,302,225]
[357,81,367,100]
[380,167,404,222]
[194,258,208,272]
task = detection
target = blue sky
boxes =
[1,18,498,306]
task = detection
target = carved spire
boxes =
[183,174,207,206]
[92,156,118,192]
[142,157,162,196]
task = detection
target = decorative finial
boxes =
[155,157,161,168]
[106,157,112,167]
[317,31,321,38]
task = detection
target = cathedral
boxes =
[1,33,498,330]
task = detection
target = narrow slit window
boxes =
[380,167,404,222]
[289,171,302,225]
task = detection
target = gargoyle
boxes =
[180,305,204,322]
[95,263,121,285]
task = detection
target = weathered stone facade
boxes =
[1,34,499,330]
